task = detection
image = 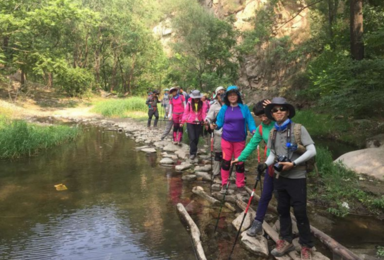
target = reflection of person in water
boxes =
[146,153,157,168]
[166,171,184,205]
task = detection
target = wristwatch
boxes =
[292,161,297,168]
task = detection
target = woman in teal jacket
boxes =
[215,86,256,194]
[232,99,275,237]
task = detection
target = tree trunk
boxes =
[350,0,364,60]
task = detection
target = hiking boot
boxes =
[246,220,263,237]
[189,154,196,160]
[271,239,295,257]
[301,247,313,260]
[236,186,248,195]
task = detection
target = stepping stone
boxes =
[194,165,212,172]
[175,163,192,171]
[160,158,174,164]
[141,148,156,153]
[233,210,256,232]
[182,174,197,181]
[195,172,212,181]
[163,144,180,152]
[241,232,269,257]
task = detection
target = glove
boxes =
[257,163,267,174]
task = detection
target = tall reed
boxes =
[0,117,79,159]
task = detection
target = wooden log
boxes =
[244,187,360,260]
[176,203,207,260]
[192,186,220,205]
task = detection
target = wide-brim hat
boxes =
[213,86,225,98]
[224,85,243,104]
[189,90,203,99]
[169,87,178,93]
[265,97,296,120]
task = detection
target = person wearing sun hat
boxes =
[214,85,257,195]
[205,86,226,179]
[181,90,208,160]
[258,97,316,260]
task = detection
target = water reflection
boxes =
[0,127,194,260]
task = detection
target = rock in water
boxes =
[232,210,256,232]
[240,232,269,257]
[195,172,212,181]
[141,148,156,153]
[182,174,197,181]
[163,144,180,152]
[194,165,212,172]
[175,163,192,171]
[160,158,174,164]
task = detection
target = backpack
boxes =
[269,123,317,174]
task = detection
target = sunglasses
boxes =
[271,106,288,113]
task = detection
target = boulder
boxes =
[335,147,384,180]
[160,158,174,164]
[240,232,269,257]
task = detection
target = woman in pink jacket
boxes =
[168,87,186,144]
[181,90,207,160]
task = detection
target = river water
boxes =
[0,124,383,260]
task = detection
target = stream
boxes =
[0,123,383,260]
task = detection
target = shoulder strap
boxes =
[269,128,277,151]
[293,123,302,145]
[259,124,263,136]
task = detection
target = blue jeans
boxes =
[255,168,274,222]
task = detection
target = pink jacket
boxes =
[182,100,207,124]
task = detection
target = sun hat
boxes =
[224,85,243,105]
[189,90,203,99]
[213,86,225,98]
[169,87,179,93]
[264,97,296,120]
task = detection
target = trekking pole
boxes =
[214,163,236,233]
[228,168,263,260]
[210,131,214,194]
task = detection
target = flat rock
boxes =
[175,163,192,171]
[241,232,269,257]
[141,148,156,153]
[194,165,212,172]
[335,147,384,180]
[195,172,212,181]
[232,210,256,232]
[199,154,211,160]
[175,149,188,159]
[160,158,174,164]
[135,145,149,150]
[163,144,180,152]
[212,184,221,191]
[182,174,197,181]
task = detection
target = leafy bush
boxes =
[56,67,94,97]
[0,117,79,158]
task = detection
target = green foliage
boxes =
[56,67,94,97]
[92,97,152,117]
[168,0,238,91]
[0,117,79,159]
[377,246,384,258]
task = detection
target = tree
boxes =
[350,0,364,60]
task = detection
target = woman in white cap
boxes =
[181,90,208,160]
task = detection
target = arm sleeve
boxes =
[293,144,316,165]
[215,107,225,130]
[237,126,262,162]
[168,104,173,118]
[205,106,215,123]
[246,107,257,133]
[265,151,276,166]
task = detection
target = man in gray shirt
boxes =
[258,97,316,260]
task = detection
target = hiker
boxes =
[167,87,186,144]
[214,85,257,195]
[259,97,316,259]
[181,90,208,160]
[231,99,275,236]
[205,86,226,179]
[201,93,211,137]
[146,90,161,128]
[162,88,170,119]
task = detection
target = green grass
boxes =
[92,97,166,118]
[308,146,384,217]
[0,117,79,159]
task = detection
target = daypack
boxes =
[269,123,317,173]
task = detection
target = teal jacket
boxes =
[237,121,274,162]
[216,103,256,138]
